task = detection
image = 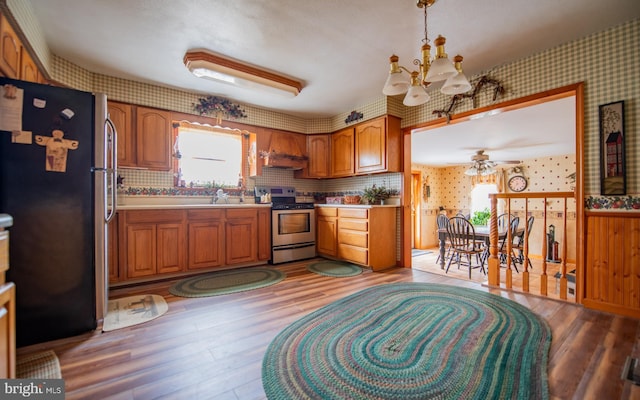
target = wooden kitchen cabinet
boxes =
[122,210,186,279]
[327,116,402,178]
[331,128,355,177]
[296,134,330,178]
[187,209,225,270]
[355,116,402,174]
[226,209,258,265]
[316,207,338,256]
[317,206,396,270]
[0,13,20,79]
[0,220,15,379]
[257,208,271,261]
[107,101,136,168]
[338,207,396,270]
[19,47,38,83]
[136,106,172,170]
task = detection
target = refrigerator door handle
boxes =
[105,118,117,223]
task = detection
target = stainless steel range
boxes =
[255,186,316,264]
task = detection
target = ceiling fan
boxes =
[464,150,521,176]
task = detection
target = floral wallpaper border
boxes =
[585,195,640,210]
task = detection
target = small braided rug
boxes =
[262,282,551,400]
[307,260,363,277]
[169,268,285,297]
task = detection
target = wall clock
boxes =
[508,175,528,192]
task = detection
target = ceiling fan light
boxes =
[464,166,478,176]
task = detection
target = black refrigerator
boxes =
[0,77,116,347]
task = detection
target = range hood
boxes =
[261,131,308,170]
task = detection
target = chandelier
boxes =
[382,0,471,106]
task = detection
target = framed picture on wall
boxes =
[599,100,626,195]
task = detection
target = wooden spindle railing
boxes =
[488,192,575,300]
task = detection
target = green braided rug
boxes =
[306,260,363,277]
[169,268,285,297]
[262,282,551,400]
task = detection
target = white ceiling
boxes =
[23,1,637,166]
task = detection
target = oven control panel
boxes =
[254,186,296,200]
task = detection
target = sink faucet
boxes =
[212,188,229,204]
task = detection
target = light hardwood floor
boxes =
[17,257,640,399]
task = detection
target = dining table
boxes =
[436,225,523,269]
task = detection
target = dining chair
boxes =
[512,216,535,270]
[498,215,520,272]
[446,216,486,278]
[436,214,452,263]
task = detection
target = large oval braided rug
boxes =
[262,282,551,400]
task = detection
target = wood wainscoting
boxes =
[584,211,640,319]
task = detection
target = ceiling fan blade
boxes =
[493,160,522,164]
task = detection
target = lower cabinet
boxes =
[317,207,338,256]
[122,209,186,280]
[116,207,269,284]
[226,209,258,265]
[317,206,397,271]
[187,209,225,270]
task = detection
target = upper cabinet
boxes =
[0,13,43,83]
[107,101,136,167]
[19,47,38,83]
[306,134,331,178]
[331,127,355,177]
[136,107,172,170]
[0,13,21,79]
[323,115,401,178]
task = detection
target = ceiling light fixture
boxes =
[382,0,471,106]
[184,50,303,98]
[464,164,496,176]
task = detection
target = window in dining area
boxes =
[471,183,498,216]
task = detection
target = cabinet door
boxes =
[225,211,258,265]
[257,208,271,261]
[188,221,224,269]
[156,223,185,274]
[126,224,156,278]
[0,14,20,79]
[355,118,386,173]
[136,106,172,170]
[108,102,136,167]
[19,47,38,83]
[331,128,354,177]
[317,216,337,256]
[307,134,330,178]
[0,282,15,378]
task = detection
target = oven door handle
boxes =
[273,242,316,251]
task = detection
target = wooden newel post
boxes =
[488,194,500,286]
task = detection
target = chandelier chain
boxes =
[422,3,429,44]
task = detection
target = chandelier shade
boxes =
[381,0,471,106]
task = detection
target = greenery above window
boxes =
[193,96,247,120]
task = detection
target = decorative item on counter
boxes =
[344,110,364,124]
[35,129,79,172]
[326,197,344,204]
[343,195,361,204]
[116,174,125,189]
[192,95,247,125]
[362,185,392,205]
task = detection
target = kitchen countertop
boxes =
[0,214,12,228]
[315,204,400,208]
[117,203,272,211]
